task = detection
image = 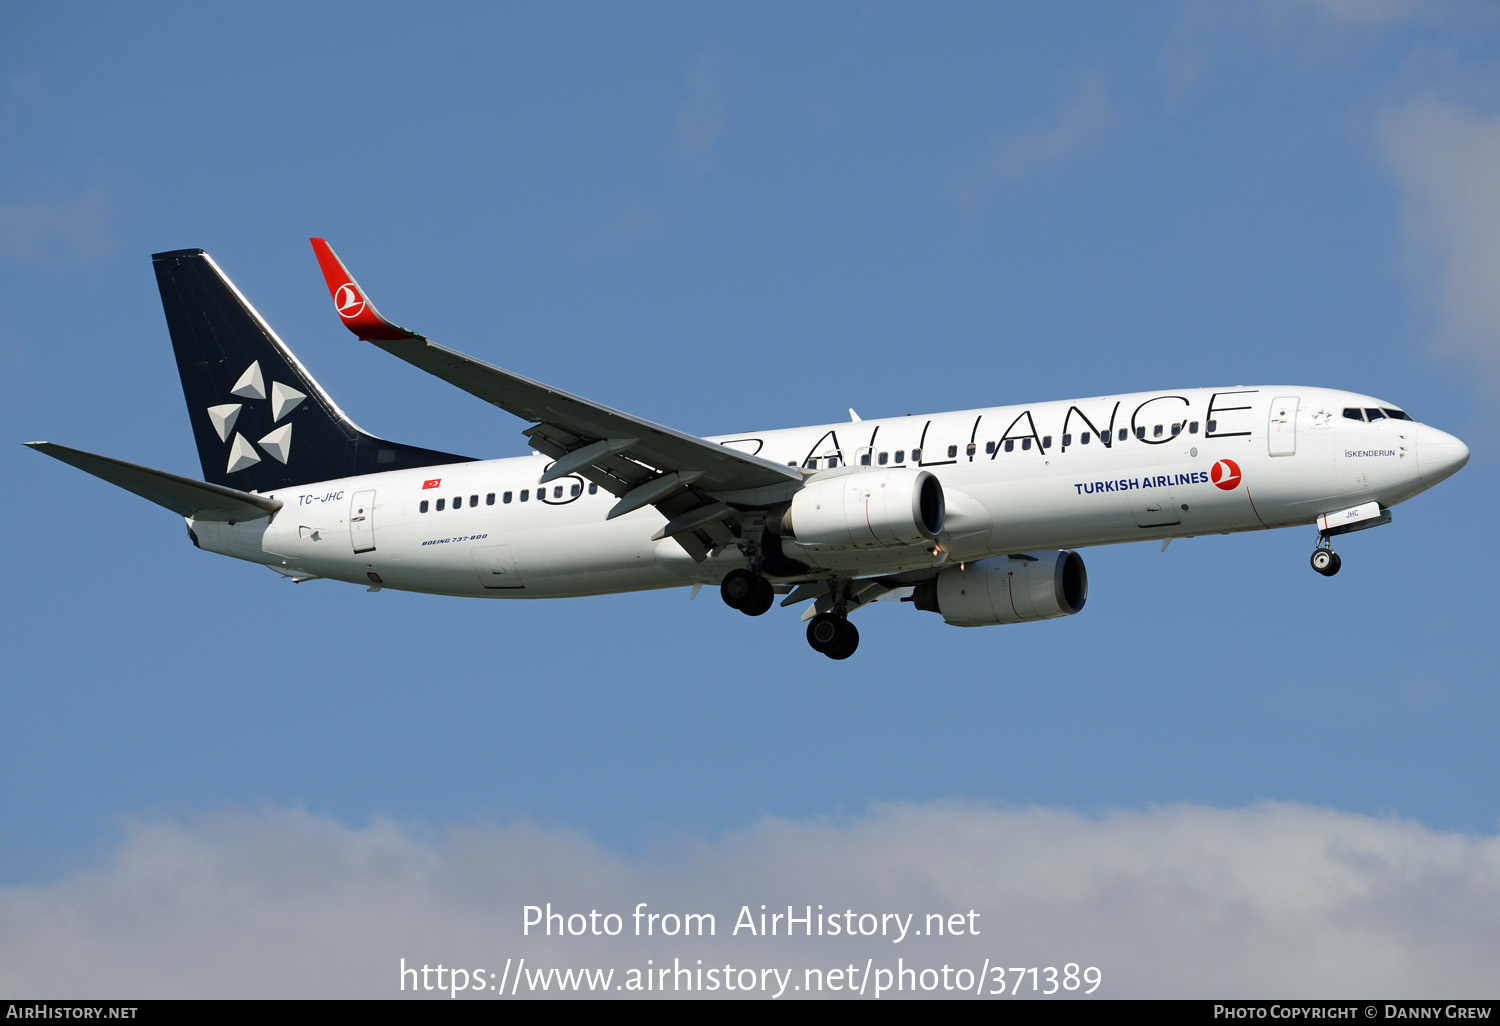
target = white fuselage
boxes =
[189,385,1464,597]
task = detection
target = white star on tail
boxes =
[230,361,265,400]
[257,424,293,464]
[269,381,306,422]
[225,433,260,474]
[206,403,242,442]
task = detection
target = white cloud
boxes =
[675,48,729,176]
[948,77,1112,219]
[1,73,48,138]
[1381,99,1500,393]
[1288,0,1425,24]
[984,77,1111,181]
[2,801,1497,998]
[574,205,661,258]
[0,188,116,265]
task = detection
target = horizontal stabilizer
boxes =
[26,442,283,522]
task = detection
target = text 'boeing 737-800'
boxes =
[28,240,1470,659]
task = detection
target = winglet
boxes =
[309,237,425,342]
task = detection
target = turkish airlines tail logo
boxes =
[333,282,366,320]
[1211,459,1242,490]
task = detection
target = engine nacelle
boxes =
[912,551,1087,627]
[783,470,945,550]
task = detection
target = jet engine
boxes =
[781,470,945,550]
[911,550,1087,627]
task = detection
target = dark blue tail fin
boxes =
[153,249,472,491]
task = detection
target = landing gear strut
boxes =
[1310,540,1341,577]
[720,568,774,616]
[807,613,859,660]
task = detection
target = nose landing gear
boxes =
[1310,542,1341,577]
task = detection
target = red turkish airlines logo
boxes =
[422,478,441,489]
[1210,459,1242,490]
[334,282,366,319]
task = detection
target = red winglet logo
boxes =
[309,238,421,342]
[333,282,366,320]
[423,478,441,489]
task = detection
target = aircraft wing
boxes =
[310,239,804,558]
[27,442,283,521]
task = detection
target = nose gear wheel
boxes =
[1310,535,1341,577]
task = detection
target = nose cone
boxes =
[1416,424,1471,487]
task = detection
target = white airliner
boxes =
[28,241,1470,658]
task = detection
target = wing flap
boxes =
[368,335,800,492]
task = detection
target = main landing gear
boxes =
[806,613,859,660]
[720,568,774,616]
[1310,540,1342,577]
[719,568,861,659]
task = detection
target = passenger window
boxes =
[1063,434,1072,446]
[860,452,871,466]
[571,484,581,497]
[520,490,529,502]
[966,443,976,456]
[894,450,904,463]
[1042,435,1052,448]
[1189,421,1199,433]
[1004,440,1015,452]
[948,445,957,458]
[1206,420,1217,433]
[985,441,996,454]
[470,494,479,507]
[554,485,563,498]
[486,493,495,505]
[420,500,429,513]
[452,496,460,508]
[503,491,513,504]
[436,498,445,511]
[878,452,888,465]
[1022,438,1032,451]
[911,449,920,462]
[588,484,598,494]
[1170,423,1181,436]
[1080,433,1090,445]
[1119,428,1129,442]
[1153,425,1163,438]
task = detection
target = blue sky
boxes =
[3,1,1498,998]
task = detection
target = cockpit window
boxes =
[1382,407,1414,421]
[1343,408,1364,421]
[1364,408,1386,422]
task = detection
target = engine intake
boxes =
[912,551,1087,627]
[783,470,945,550]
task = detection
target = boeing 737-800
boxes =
[28,241,1471,659]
